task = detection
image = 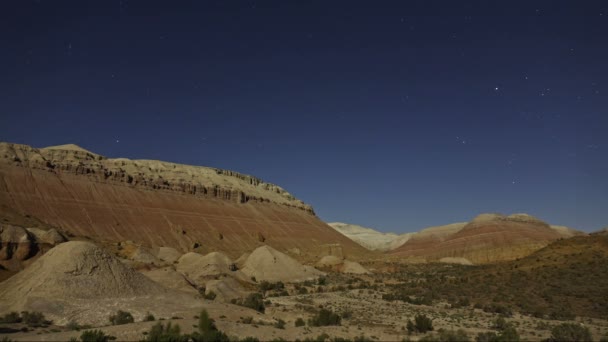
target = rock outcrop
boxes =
[316,255,370,274]
[0,224,66,271]
[391,213,584,264]
[241,245,324,282]
[0,142,371,261]
[328,222,414,251]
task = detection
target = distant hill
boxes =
[391,213,585,264]
[330,213,584,263]
[328,222,414,251]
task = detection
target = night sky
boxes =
[1,1,606,233]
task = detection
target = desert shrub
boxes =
[274,319,286,329]
[295,318,306,327]
[260,281,284,293]
[548,309,576,321]
[298,287,309,295]
[203,291,217,300]
[420,329,469,341]
[237,293,265,313]
[79,329,116,342]
[309,309,341,327]
[67,320,80,331]
[145,322,186,342]
[476,332,499,342]
[406,319,415,333]
[108,310,133,325]
[499,327,520,342]
[144,313,156,322]
[0,312,21,323]
[21,311,50,327]
[240,338,260,342]
[353,336,374,342]
[240,316,253,324]
[413,314,433,333]
[493,317,507,330]
[476,326,520,342]
[483,304,513,317]
[317,277,327,285]
[549,323,592,342]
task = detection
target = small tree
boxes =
[549,323,592,342]
[198,309,215,333]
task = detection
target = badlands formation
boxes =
[332,214,582,264]
[0,142,370,262]
[1,141,605,341]
[391,213,583,263]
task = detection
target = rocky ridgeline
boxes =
[0,143,313,213]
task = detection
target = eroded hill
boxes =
[0,142,371,263]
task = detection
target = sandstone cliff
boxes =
[0,142,371,261]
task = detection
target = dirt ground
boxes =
[2,274,608,341]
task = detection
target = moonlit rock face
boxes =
[0,142,371,261]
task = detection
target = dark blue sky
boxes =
[1,1,606,232]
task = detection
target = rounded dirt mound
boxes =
[0,241,201,325]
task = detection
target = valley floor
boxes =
[2,272,608,341]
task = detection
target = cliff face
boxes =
[0,142,370,262]
[391,214,583,264]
